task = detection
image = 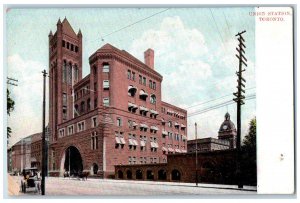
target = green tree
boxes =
[7,89,15,140]
[241,117,257,186]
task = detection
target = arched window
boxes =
[74,104,79,117]
[158,169,167,180]
[81,101,85,113]
[136,170,143,179]
[118,170,123,179]
[68,62,72,84]
[63,60,67,83]
[126,170,132,179]
[150,94,156,104]
[171,169,181,181]
[146,170,154,180]
[92,163,98,175]
[74,64,79,82]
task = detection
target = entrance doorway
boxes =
[64,146,83,176]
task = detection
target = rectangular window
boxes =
[75,46,78,53]
[149,80,152,88]
[103,80,109,89]
[63,107,67,120]
[63,93,67,107]
[59,128,65,138]
[62,40,65,47]
[91,116,97,128]
[71,44,74,51]
[139,75,142,84]
[103,64,110,72]
[153,82,156,90]
[143,77,146,85]
[103,98,109,106]
[67,42,70,49]
[94,98,97,109]
[132,72,135,81]
[68,125,74,135]
[77,121,85,132]
[127,70,131,79]
[117,117,122,127]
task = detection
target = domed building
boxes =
[218,112,237,149]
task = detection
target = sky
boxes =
[6,7,256,147]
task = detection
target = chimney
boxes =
[144,49,154,69]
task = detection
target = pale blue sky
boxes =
[6,7,256,146]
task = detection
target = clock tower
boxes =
[218,112,237,149]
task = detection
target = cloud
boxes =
[7,54,49,147]
[129,16,256,140]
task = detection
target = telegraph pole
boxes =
[195,122,198,186]
[233,30,247,189]
[41,70,47,195]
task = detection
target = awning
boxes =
[140,140,146,147]
[128,85,137,92]
[182,135,187,140]
[162,130,168,136]
[161,119,166,123]
[181,124,186,128]
[139,90,148,97]
[128,102,138,109]
[150,109,159,115]
[132,121,138,127]
[181,150,187,153]
[150,126,159,131]
[175,149,181,153]
[120,137,126,144]
[155,143,159,148]
[128,139,134,146]
[133,140,139,146]
[162,147,168,152]
[139,106,149,112]
[150,142,156,148]
[168,148,174,152]
[115,137,121,144]
[140,123,148,129]
[174,122,179,126]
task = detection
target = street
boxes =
[9,175,256,196]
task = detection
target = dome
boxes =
[219,112,236,132]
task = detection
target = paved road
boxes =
[9,176,256,196]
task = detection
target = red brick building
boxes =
[48,18,187,178]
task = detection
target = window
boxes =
[75,46,78,53]
[103,80,109,89]
[117,117,122,127]
[59,128,65,138]
[103,98,109,106]
[132,72,135,81]
[68,63,72,84]
[168,121,172,127]
[139,75,142,84]
[127,70,131,79]
[74,65,79,82]
[66,42,69,49]
[143,77,146,85]
[74,104,79,116]
[103,64,109,72]
[150,94,156,104]
[63,93,67,106]
[71,44,74,51]
[149,80,152,88]
[77,121,85,132]
[153,82,156,90]
[63,107,67,120]
[62,40,65,47]
[63,61,67,83]
[91,132,98,150]
[87,98,91,111]
[81,101,85,113]
[94,98,97,109]
[68,125,74,135]
[91,116,97,128]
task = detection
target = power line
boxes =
[186,87,256,109]
[100,8,170,41]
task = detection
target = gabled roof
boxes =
[62,17,77,38]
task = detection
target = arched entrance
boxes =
[158,169,167,180]
[63,146,83,176]
[126,170,132,179]
[118,170,123,179]
[92,163,98,175]
[146,170,154,180]
[171,169,181,181]
[136,170,143,179]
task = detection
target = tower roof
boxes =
[218,112,236,132]
[61,17,78,38]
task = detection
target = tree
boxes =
[241,117,257,186]
[7,89,15,140]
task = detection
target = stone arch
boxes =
[146,169,154,180]
[200,160,217,183]
[158,168,167,180]
[59,144,85,177]
[126,169,132,179]
[135,169,143,180]
[171,169,181,181]
[117,170,124,179]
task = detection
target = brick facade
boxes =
[48,18,187,178]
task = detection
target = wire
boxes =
[100,8,170,41]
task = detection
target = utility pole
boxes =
[7,77,18,87]
[41,70,47,195]
[195,122,198,186]
[233,30,247,189]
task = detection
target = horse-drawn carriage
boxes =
[20,167,41,193]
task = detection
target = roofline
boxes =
[161,101,187,113]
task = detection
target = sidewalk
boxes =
[8,174,20,196]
